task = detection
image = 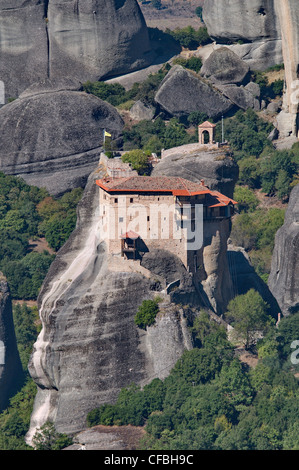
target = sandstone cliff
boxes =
[26,167,197,440]
[202,0,283,71]
[26,146,241,440]
[268,184,299,317]
[274,0,299,139]
[202,0,299,140]
[0,0,154,101]
[0,274,23,411]
[0,79,124,196]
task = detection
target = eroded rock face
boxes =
[274,0,299,139]
[202,0,283,71]
[154,65,233,119]
[26,169,195,439]
[0,1,49,100]
[0,274,23,411]
[201,47,250,85]
[268,185,299,316]
[203,0,280,43]
[47,0,154,83]
[0,0,154,101]
[0,80,124,196]
[152,149,239,199]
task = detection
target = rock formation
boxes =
[202,0,283,71]
[154,65,233,119]
[201,47,250,86]
[26,167,196,440]
[274,0,299,140]
[0,273,23,411]
[227,244,280,316]
[0,79,124,196]
[202,0,299,140]
[26,148,239,440]
[0,0,154,101]
[152,147,239,199]
[268,184,299,317]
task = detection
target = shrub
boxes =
[121,149,150,175]
[134,299,159,329]
[172,56,203,73]
[233,186,259,213]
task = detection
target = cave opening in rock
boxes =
[258,7,266,16]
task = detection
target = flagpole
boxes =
[103,129,106,152]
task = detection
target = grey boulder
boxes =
[0,79,124,196]
[48,0,154,83]
[201,47,249,85]
[203,0,281,44]
[0,0,154,100]
[218,85,259,111]
[154,65,233,119]
[152,148,239,200]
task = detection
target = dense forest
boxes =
[0,173,83,300]
[87,307,299,450]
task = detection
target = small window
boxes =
[119,217,124,223]
[147,216,150,222]
[130,198,134,203]
[114,198,118,203]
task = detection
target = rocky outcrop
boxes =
[0,79,124,196]
[268,184,299,317]
[202,0,283,71]
[0,0,154,101]
[274,0,299,140]
[26,147,239,439]
[154,65,233,119]
[152,148,239,199]
[201,0,299,139]
[47,0,154,83]
[0,0,49,101]
[0,274,23,411]
[227,245,280,316]
[129,100,155,121]
[26,168,196,440]
[201,47,250,85]
[218,85,260,111]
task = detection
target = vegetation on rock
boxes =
[0,173,83,299]
[87,309,299,450]
[134,299,160,330]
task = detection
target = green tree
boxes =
[135,299,159,329]
[225,289,272,349]
[32,421,72,450]
[233,186,259,213]
[238,157,261,189]
[121,149,150,174]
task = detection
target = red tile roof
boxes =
[96,176,237,207]
[97,176,208,195]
